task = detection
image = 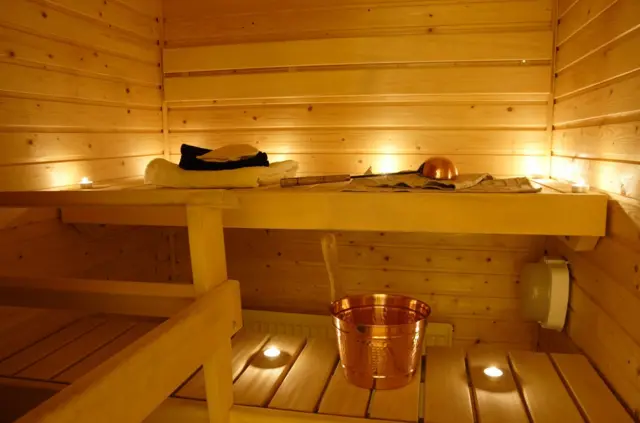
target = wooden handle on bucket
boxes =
[321,234,342,302]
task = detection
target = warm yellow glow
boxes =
[376,154,400,174]
[523,156,545,177]
[80,176,92,184]
[484,366,504,378]
[263,347,281,358]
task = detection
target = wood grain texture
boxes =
[269,338,339,412]
[551,353,634,423]
[423,347,474,423]
[508,351,583,423]
[369,360,421,422]
[164,32,552,73]
[233,335,306,406]
[552,121,640,161]
[467,350,529,423]
[164,0,552,46]
[318,363,370,417]
[556,0,616,44]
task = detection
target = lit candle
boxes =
[571,177,589,193]
[79,176,94,189]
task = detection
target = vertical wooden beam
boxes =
[186,206,234,423]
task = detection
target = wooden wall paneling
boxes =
[0,133,164,166]
[41,0,162,41]
[555,28,640,98]
[164,32,552,73]
[0,97,162,129]
[0,26,162,85]
[552,121,640,161]
[119,0,164,19]
[556,0,616,44]
[0,0,160,64]
[553,73,640,126]
[165,66,550,102]
[163,0,552,47]
[555,0,640,71]
[557,0,578,18]
[564,284,640,414]
[550,156,640,200]
[169,103,548,131]
[0,62,162,107]
[168,129,549,156]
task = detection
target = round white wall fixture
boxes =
[520,257,570,331]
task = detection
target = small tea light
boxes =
[79,177,93,189]
[571,179,589,193]
[484,366,504,378]
[263,346,281,358]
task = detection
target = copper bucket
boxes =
[330,294,430,390]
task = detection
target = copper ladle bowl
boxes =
[420,157,459,180]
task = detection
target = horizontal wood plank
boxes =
[0,132,163,165]
[553,73,640,125]
[0,26,161,85]
[0,0,160,64]
[44,0,161,41]
[0,155,157,191]
[556,0,615,45]
[0,62,162,107]
[556,0,640,71]
[0,96,162,130]
[169,129,549,156]
[555,28,640,97]
[165,66,551,102]
[318,363,370,417]
[164,32,552,73]
[164,0,552,46]
[168,103,548,130]
[551,121,640,161]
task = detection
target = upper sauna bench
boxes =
[0,178,607,236]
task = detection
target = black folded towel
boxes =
[179,144,269,171]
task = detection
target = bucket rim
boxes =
[329,293,431,328]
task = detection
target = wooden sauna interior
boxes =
[0,0,639,421]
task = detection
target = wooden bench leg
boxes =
[187,206,234,423]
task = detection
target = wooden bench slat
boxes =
[369,357,421,422]
[318,361,371,417]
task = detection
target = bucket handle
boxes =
[321,233,345,302]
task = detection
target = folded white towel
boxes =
[144,158,298,188]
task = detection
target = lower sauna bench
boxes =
[0,308,634,423]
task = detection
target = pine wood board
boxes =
[508,351,583,422]
[0,132,163,166]
[551,121,640,162]
[551,353,634,423]
[467,350,529,423]
[176,330,270,400]
[269,338,339,412]
[0,62,162,107]
[555,29,640,97]
[44,0,161,41]
[555,0,640,71]
[168,129,549,156]
[368,361,421,422]
[168,103,548,130]
[0,0,160,64]
[0,316,106,376]
[164,32,552,73]
[556,0,616,44]
[0,26,161,85]
[0,156,159,191]
[317,362,371,417]
[0,96,162,130]
[233,335,307,407]
[423,347,474,423]
[17,318,137,380]
[55,322,157,383]
[165,66,550,102]
[554,73,640,125]
[164,0,552,46]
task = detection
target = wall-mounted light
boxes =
[483,366,504,378]
[263,346,281,358]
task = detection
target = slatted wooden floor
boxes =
[0,309,634,422]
